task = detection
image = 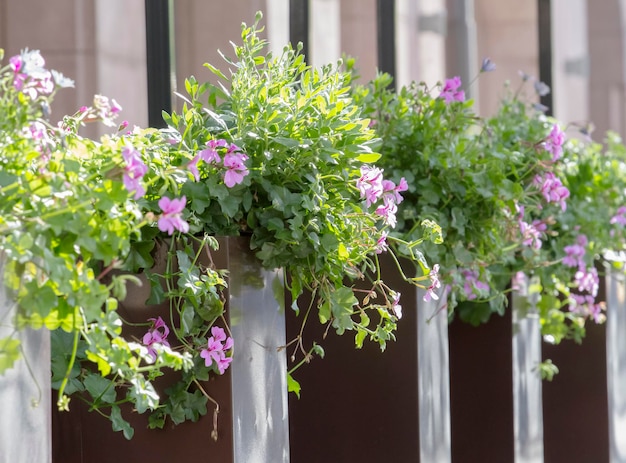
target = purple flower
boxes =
[200,326,234,374]
[563,236,587,268]
[461,268,489,300]
[535,172,570,211]
[223,152,249,187]
[122,144,148,199]
[519,219,546,249]
[480,57,496,73]
[158,196,190,235]
[382,177,408,204]
[569,294,605,323]
[610,206,626,226]
[142,317,171,362]
[9,55,23,73]
[199,139,227,163]
[439,76,465,104]
[188,154,201,181]
[544,124,565,161]
[574,267,599,297]
[375,195,398,228]
[534,80,551,97]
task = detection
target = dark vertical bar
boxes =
[145,0,173,128]
[541,273,609,463]
[377,0,396,88]
[287,254,420,462]
[449,309,514,462]
[537,0,553,115]
[289,0,309,59]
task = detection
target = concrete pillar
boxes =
[0,257,51,463]
[552,0,589,125]
[416,0,447,88]
[310,0,341,67]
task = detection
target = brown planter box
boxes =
[448,309,515,463]
[286,254,424,462]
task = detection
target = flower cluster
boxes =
[142,317,171,362]
[157,196,190,235]
[356,165,408,228]
[535,172,570,211]
[9,49,73,100]
[200,326,234,375]
[439,76,465,104]
[189,139,249,187]
[122,144,148,199]
[461,268,490,300]
[544,124,565,161]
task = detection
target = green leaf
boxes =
[110,405,134,440]
[0,337,21,374]
[287,372,301,398]
[356,152,382,163]
[84,373,117,404]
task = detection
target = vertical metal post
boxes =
[225,238,290,463]
[418,287,451,463]
[537,0,553,116]
[445,0,479,104]
[289,0,310,58]
[145,0,174,128]
[512,274,544,463]
[377,0,397,88]
[605,269,626,463]
[0,256,51,463]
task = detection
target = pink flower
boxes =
[375,232,389,254]
[424,264,441,302]
[610,206,626,226]
[157,196,190,235]
[9,55,23,73]
[519,219,546,249]
[375,195,398,228]
[200,326,234,374]
[357,166,384,207]
[535,172,570,211]
[122,144,148,199]
[563,236,587,269]
[223,152,249,187]
[574,267,599,297]
[461,268,489,300]
[199,139,227,163]
[188,154,201,181]
[142,317,171,362]
[544,124,565,161]
[390,292,402,319]
[439,76,465,103]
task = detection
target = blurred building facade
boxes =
[0,0,622,140]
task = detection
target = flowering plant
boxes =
[0,14,435,438]
[354,65,626,364]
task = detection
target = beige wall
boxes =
[173,0,265,105]
[474,0,539,116]
[588,0,626,140]
[0,0,147,135]
[1,0,98,124]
